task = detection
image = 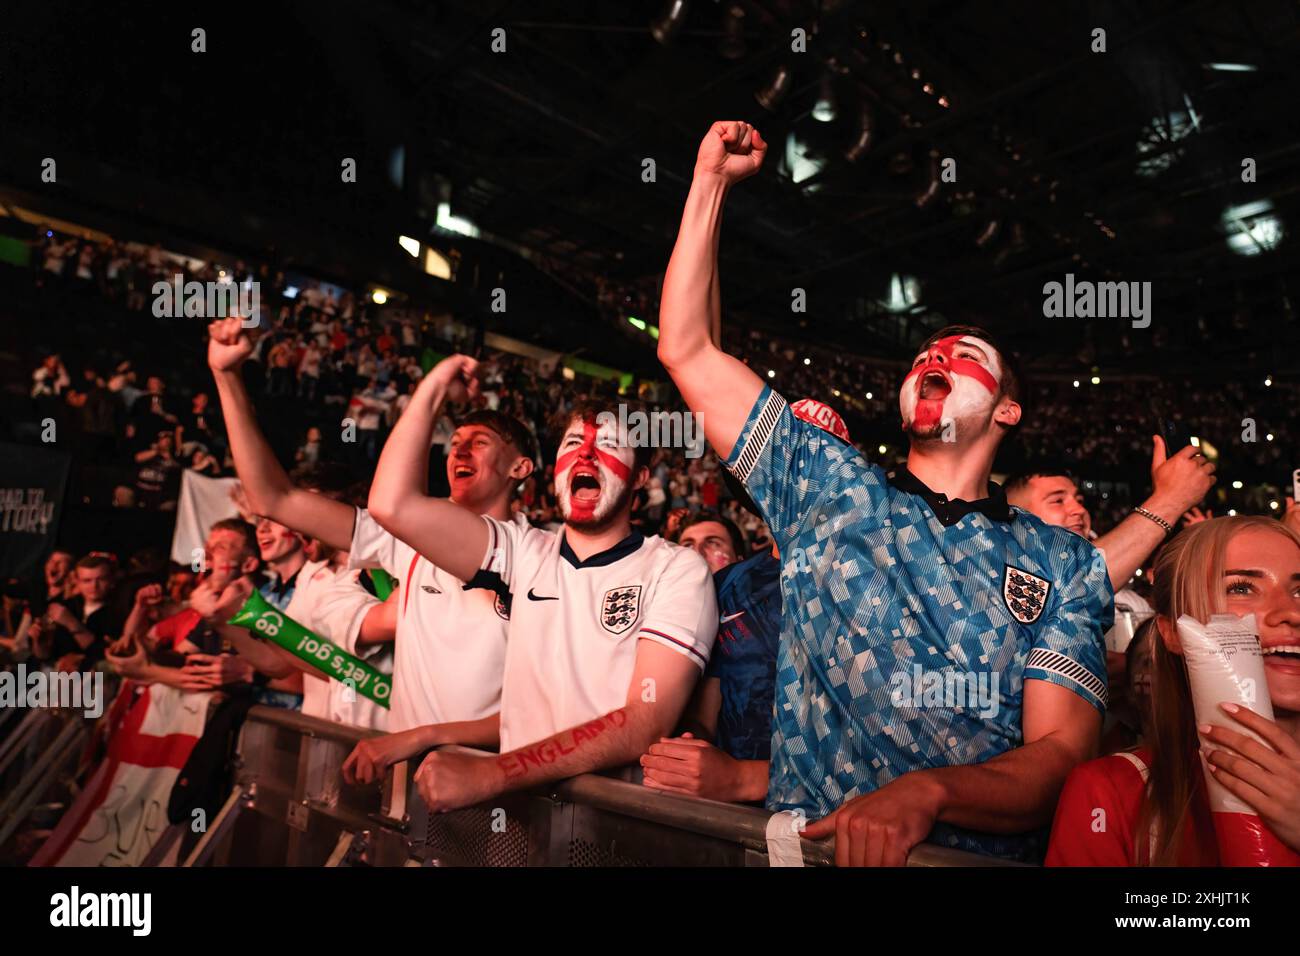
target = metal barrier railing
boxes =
[206,706,1022,868]
[0,707,92,851]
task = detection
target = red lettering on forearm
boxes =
[498,753,526,781]
[517,748,544,772]
[501,708,629,782]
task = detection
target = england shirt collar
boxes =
[886,467,1014,526]
[559,530,645,569]
[264,566,301,601]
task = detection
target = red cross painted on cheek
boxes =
[555,422,632,482]
[902,336,999,394]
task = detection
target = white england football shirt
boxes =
[306,569,392,731]
[478,517,718,752]
[347,508,513,733]
[283,559,337,722]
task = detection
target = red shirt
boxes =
[1045,748,1219,866]
[152,608,202,651]
[700,478,719,509]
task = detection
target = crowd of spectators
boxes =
[5,220,1300,871]
[13,228,1300,557]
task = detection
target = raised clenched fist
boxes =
[427,354,481,405]
[695,121,768,185]
[207,317,255,372]
[134,583,164,608]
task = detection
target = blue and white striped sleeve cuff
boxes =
[1024,647,1108,712]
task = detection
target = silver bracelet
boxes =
[1134,506,1173,534]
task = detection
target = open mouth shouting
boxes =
[899,335,1003,436]
[554,418,635,529]
[569,464,603,505]
[917,368,952,402]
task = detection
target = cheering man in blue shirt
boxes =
[656,121,1114,865]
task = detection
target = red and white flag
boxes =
[30,682,213,867]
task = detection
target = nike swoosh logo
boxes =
[720,611,746,624]
[421,585,442,595]
[527,589,559,602]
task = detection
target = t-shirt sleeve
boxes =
[638,547,718,671]
[1024,541,1113,714]
[1045,755,1142,866]
[477,515,544,594]
[307,570,383,659]
[346,507,402,576]
[722,385,873,548]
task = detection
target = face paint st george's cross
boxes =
[899,336,1002,435]
[555,420,634,526]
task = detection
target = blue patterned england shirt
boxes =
[725,386,1113,861]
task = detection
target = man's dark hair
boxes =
[75,554,116,574]
[917,324,1026,414]
[678,509,746,558]
[458,409,538,471]
[547,397,653,474]
[1002,464,1076,499]
[291,462,353,497]
[209,517,259,558]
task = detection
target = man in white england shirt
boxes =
[205,318,534,753]
[367,356,717,812]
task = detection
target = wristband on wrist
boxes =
[1134,506,1174,534]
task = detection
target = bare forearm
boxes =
[928,735,1090,833]
[122,605,152,642]
[368,378,485,580]
[656,174,763,458]
[1095,494,1179,589]
[708,206,723,349]
[659,173,730,367]
[725,759,769,803]
[137,662,190,690]
[269,643,329,681]
[213,369,291,508]
[495,707,652,792]
[213,369,355,549]
[680,676,721,741]
[218,623,295,679]
[426,713,501,750]
[70,624,96,650]
[369,376,443,518]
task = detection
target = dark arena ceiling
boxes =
[3,0,1300,376]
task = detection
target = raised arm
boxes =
[206,317,355,551]
[657,121,768,461]
[366,356,488,582]
[1093,436,1215,589]
[121,583,165,644]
